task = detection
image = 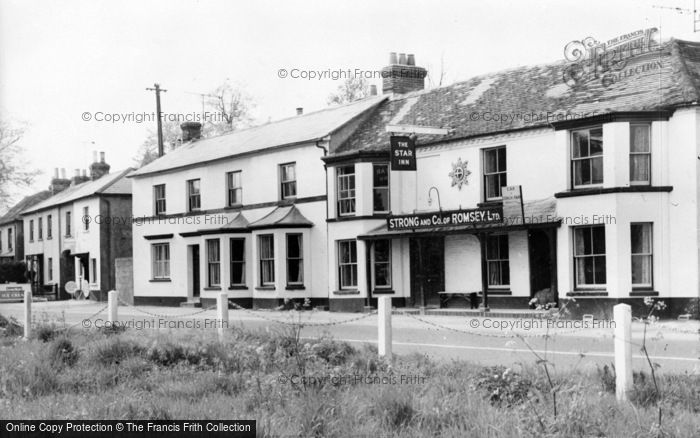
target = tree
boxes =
[0,119,38,209]
[327,77,370,105]
[203,80,254,137]
[132,120,183,167]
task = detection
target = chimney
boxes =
[72,169,81,186]
[49,167,71,194]
[381,52,427,95]
[90,150,111,180]
[370,85,377,96]
[296,107,303,116]
[61,168,66,179]
[181,122,202,142]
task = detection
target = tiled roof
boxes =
[129,96,387,177]
[248,205,314,230]
[0,191,52,225]
[220,212,250,230]
[21,169,133,214]
[334,39,700,158]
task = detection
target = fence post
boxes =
[107,290,119,324]
[24,289,32,339]
[378,296,392,360]
[613,303,633,401]
[217,292,229,341]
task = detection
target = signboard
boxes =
[0,283,31,302]
[502,185,525,225]
[390,136,416,171]
[387,207,503,232]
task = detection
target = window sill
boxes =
[149,278,172,283]
[555,186,673,198]
[285,285,306,290]
[203,287,222,291]
[255,286,276,291]
[228,285,248,290]
[372,289,394,295]
[566,290,608,297]
[478,200,503,208]
[629,290,659,297]
[487,289,512,295]
[333,289,359,295]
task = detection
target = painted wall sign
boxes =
[449,158,471,190]
[390,136,416,171]
[0,283,30,302]
[387,207,503,231]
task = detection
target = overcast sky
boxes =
[0,0,695,202]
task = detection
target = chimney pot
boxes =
[370,85,377,96]
[180,122,202,142]
[296,107,303,116]
[100,151,105,163]
[389,52,398,64]
[407,54,415,66]
[398,53,407,65]
[61,168,66,179]
[53,168,59,179]
[82,169,87,177]
[381,51,427,95]
[74,169,80,177]
[92,151,98,163]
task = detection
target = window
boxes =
[571,127,603,187]
[227,171,242,206]
[337,165,356,216]
[286,234,303,286]
[187,179,201,211]
[7,228,12,250]
[47,215,52,239]
[484,147,507,200]
[206,239,221,287]
[573,226,606,288]
[48,257,53,282]
[0,230,2,252]
[29,220,34,241]
[259,234,275,286]
[83,206,89,231]
[154,184,166,215]
[151,243,170,279]
[65,211,72,237]
[373,164,390,213]
[631,223,653,289]
[38,217,43,240]
[280,163,297,199]
[338,240,358,289]
[630,124,651,185]
[91,258,97,284]
[230,238,245,286]
[486,234,510,287]
[373,239,392,289]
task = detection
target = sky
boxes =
[0,0,696,204]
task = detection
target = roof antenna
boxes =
[652,1,700,32]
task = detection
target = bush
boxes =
[310,338,355,365]
[0,261,27,283]
[92,338,143,366]
[0,314,23,338]
[34,324,60,343]
[597,363,616,394]
[474,366,533,407]
[49,338,79,367]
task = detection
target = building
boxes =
[0,191,52,264]
[323,39,700,318]
[128,99,385,307]
[20,153,133,301]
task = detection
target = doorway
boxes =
[528,229,556,303]
[409,236,445,308]
[188,244,200,298]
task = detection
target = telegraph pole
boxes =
[146,83,167,157]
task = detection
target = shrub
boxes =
[0,261,27,283]
[597,363,616,394]
[92,338,143,366]
[370,389,416,430]
[34,324,60,342]
[98,324,127,336]
[310,338,355,365]
[474,366,533,407]
[0,314,23,338]
[630,371,660,408]
[49,338,79,367]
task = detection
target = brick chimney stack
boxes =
[49,167,71,194]
[89,150,111,180]
[181,122,202,142]
[381,52,427,95]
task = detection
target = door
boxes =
[191,245,200,298]
[528,229,555,303]
[410,236,445,308]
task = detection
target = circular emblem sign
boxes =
[449,158,471,190]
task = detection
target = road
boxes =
[1,300,698,374]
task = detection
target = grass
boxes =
[0,316,699,437]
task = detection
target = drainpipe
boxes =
[316,137,330,309]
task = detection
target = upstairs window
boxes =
[7,228,12,250]
[574,226,606,288]
[83,206,89,231]
[373,164,390,213]
[187,179,201,212]
[65,211,72,237]
[280,163,297,199]
[29,220,34,242]
[154,184,166,215]
[227,171,243,206]
[483,146,507,200]
[337,165,356,216]
[571,127,603,188]
[630,124,651,185]
[47,215,52,239]
[38,217,43,240]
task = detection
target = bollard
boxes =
[24,289,32,339]
[613,303,633,401]
[378,296,392,360]
[107,290,119,324]
[217,292,229,341]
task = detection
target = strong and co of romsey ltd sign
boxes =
[387,207,503,231]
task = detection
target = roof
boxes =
[21,169,133,215]
[129,96,387,177]
[0,191,53,226]
[248,205,314,230]
[334,39,700,158]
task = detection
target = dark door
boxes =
[410,236,445,308]
[191,245,200,297]
[528,229,554,300]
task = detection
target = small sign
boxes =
[502,185,525,225]
[387,207,503,232]
[390,136,416,171]
[0,283,30,302]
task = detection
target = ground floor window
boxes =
[48,257,53,282]
[259,234,275,286]
[486,234,510,287]
[286,234,303,286]
[373,239,392,289]
[206,239,221,287]
[230,238,245,286]
[338,240,357,289]
[151,243,170,279]
[573,225,606,288]
[91,258,97,284]
[631,223,653,288]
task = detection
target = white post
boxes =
[24,289,32,339]
[217,292,229,341]
[614,303,633,401]
[378,296,392,360]
[107,290,118,324]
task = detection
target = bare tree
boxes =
[132,120,183,167]
[0,119,39,209]
[327,77,370,105]
[203,80,254,137]
[426,53,448,89]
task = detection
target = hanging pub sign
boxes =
[502,185,525,225]
[390,135,416,171]
[387,206,503,231]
